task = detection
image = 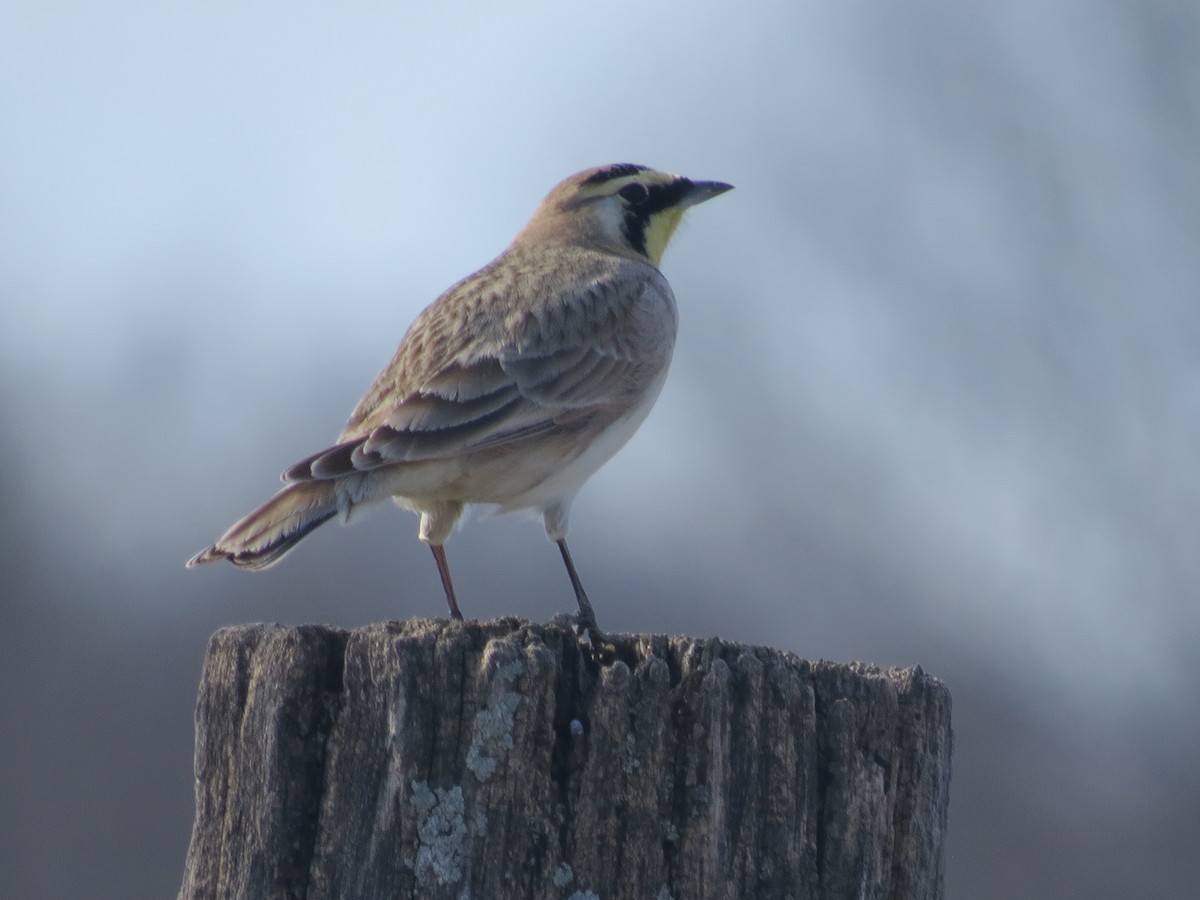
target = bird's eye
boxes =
[618,182,649,205]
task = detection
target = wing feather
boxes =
[283,256,676,483]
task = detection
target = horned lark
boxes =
[187,163,732,638]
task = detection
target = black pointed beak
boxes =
[680,180,734,207]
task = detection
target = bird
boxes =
[187,163,732,639]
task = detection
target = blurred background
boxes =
[2,1,1198,897]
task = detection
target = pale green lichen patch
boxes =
[552,862,574,887]
[410,780,466,887]
[466,656,525,780]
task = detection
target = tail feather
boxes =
[186,481,339,571]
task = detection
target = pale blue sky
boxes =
[3,2,1198,897]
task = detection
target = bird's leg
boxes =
[555,539,607,644]
[429,544,463,620]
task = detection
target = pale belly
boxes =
[368,368,670,517]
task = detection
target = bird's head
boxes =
[517,164,733,267]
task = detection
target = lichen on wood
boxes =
[179,618,952,900]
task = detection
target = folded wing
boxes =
[283,269,675,483]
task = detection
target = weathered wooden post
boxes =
[179,618,951,899]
